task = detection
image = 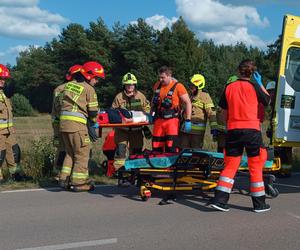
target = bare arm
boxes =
[180,93,192,120]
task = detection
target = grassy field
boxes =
[0,115,117,190]
[0,115,299,191]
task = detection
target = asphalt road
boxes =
[1,174,300,250]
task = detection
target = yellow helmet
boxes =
[190,74,205,90]
[226,75,238,84]
[122,72,137,85]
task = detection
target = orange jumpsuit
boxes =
[152,80,187,152]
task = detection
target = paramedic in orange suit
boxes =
[151,66,192,153]
[209,59,271,213]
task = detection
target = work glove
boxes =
[253,71,263,87]
[184,120,192,133]
[211,129,219,142]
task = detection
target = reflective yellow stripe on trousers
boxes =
[191,123,206,131]
[60,111,87,124]
[61,166,72,175]
[0,119,13,128]
[72,172,89,180]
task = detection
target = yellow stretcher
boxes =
[119,149,281,202]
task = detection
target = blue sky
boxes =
[0,0,299,65]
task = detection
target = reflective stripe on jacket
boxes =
[60,111,87,124]
[59,81,98,133]
[0,90,14,133]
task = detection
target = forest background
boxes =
[3,17,281,114]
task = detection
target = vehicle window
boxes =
[285,47,300,91]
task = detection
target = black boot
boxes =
[12,173,33,182]
[252,196,271,213]
[208,190,230,212]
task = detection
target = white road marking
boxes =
[0,185,115,194]
[1,187,61,193]
[274,183,300,188]
[16,238,117,250]
[287,212,300,220]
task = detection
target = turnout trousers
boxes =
[60,131,90,186]
[52,123,65,176]
[113,128,144,171]
[0,132,21,176]
[179,131,205,149]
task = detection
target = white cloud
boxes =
[0,44,40,64]
[0,0,68,39]
[201,27,266,48]
[145,15,178,31]
[220,0,300,7]
[175,0,269,48]
[8,44,40,54]
[131,15,178,31]
[0,0,38,7]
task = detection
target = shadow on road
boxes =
[42,173,300,212]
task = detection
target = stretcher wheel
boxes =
[140,186,151,201]
[265,184,279,198]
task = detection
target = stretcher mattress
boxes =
[124,150,274,170]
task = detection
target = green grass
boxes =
[1,115,116,190]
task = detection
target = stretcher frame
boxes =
[119,149,281,201]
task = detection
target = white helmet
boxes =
[266,81,276,90]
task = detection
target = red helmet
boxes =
[81,61,105,80]
[65,64,82,81]
[0,64,10,78]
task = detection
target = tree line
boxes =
[4,17,281,113]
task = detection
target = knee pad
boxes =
[56,151,66,167]
[12,144,21,164]
[0,150,6,166]
[115,144,127,158]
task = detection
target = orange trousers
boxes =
[152,118,179,152]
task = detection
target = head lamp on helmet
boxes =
[190,74,205,90]
[81,61,105,80]
[122,72,137,85]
